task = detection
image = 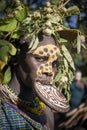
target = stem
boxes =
[63,0,71,7]
[59,0,71,9]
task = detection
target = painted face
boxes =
[18,35,69,112]
[18,43,60,88]
[33,44,60,84]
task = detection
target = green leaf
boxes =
[0,0,6,12]
[28,36,39,53]
[54,69,62,82]
[50,15,61,24]
[67,6,80,16]
[81,44,87,49]
[11,31,23,39]
[0,18,17,32]
[15,8,28,22]
[8,43,17,56]
[3,67,11,84]
[68,70,74,81]
[65,90,71,101]
[61,45,75,70]
[0,46,9,62]
[77,33,81,54]
[28,35,35,49]
[59,38,68,44]
[64,58,68,72]
[0,40,17,62]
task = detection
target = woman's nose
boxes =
[37,63,53,76]
[42,65,53,75]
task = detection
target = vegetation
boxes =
[0,0,87,100]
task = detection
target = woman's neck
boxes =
[9,73,21,96]
[9,73,35,103]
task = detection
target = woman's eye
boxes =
[37,57,44,62]
[35,56,48,62]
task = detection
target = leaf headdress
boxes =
[0,0,87,100]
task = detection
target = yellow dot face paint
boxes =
[33,44,60,84]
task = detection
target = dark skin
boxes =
[9,34,59,102]
[7,34,59,130]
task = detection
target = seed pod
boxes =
[46,2,51,7]
[46,14,52,19]
[45,21,51,28]
[34,12,41,18]
[43,28,53,35]
[46,8,53,13]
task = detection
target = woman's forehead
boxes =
[32,35,60,57]
[33,44,60,55]
[38,34,58,46]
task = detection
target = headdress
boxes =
[0,0,87,102]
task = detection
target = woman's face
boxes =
[18,35,60,88]
[17,35,69,112]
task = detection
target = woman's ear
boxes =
[11,56,19,66]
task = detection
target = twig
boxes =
[59,0,71,9]
[58,102,87,128]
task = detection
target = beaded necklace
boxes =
[0,84,46,115]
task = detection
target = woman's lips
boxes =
[36,80,51,85]
[34,81,70,113]
[36,76,52,85]
[36,77,52,85]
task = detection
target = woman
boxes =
[0,33,69,130]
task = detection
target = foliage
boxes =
[0,0,87,100]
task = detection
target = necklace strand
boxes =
[0,84,46,115]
